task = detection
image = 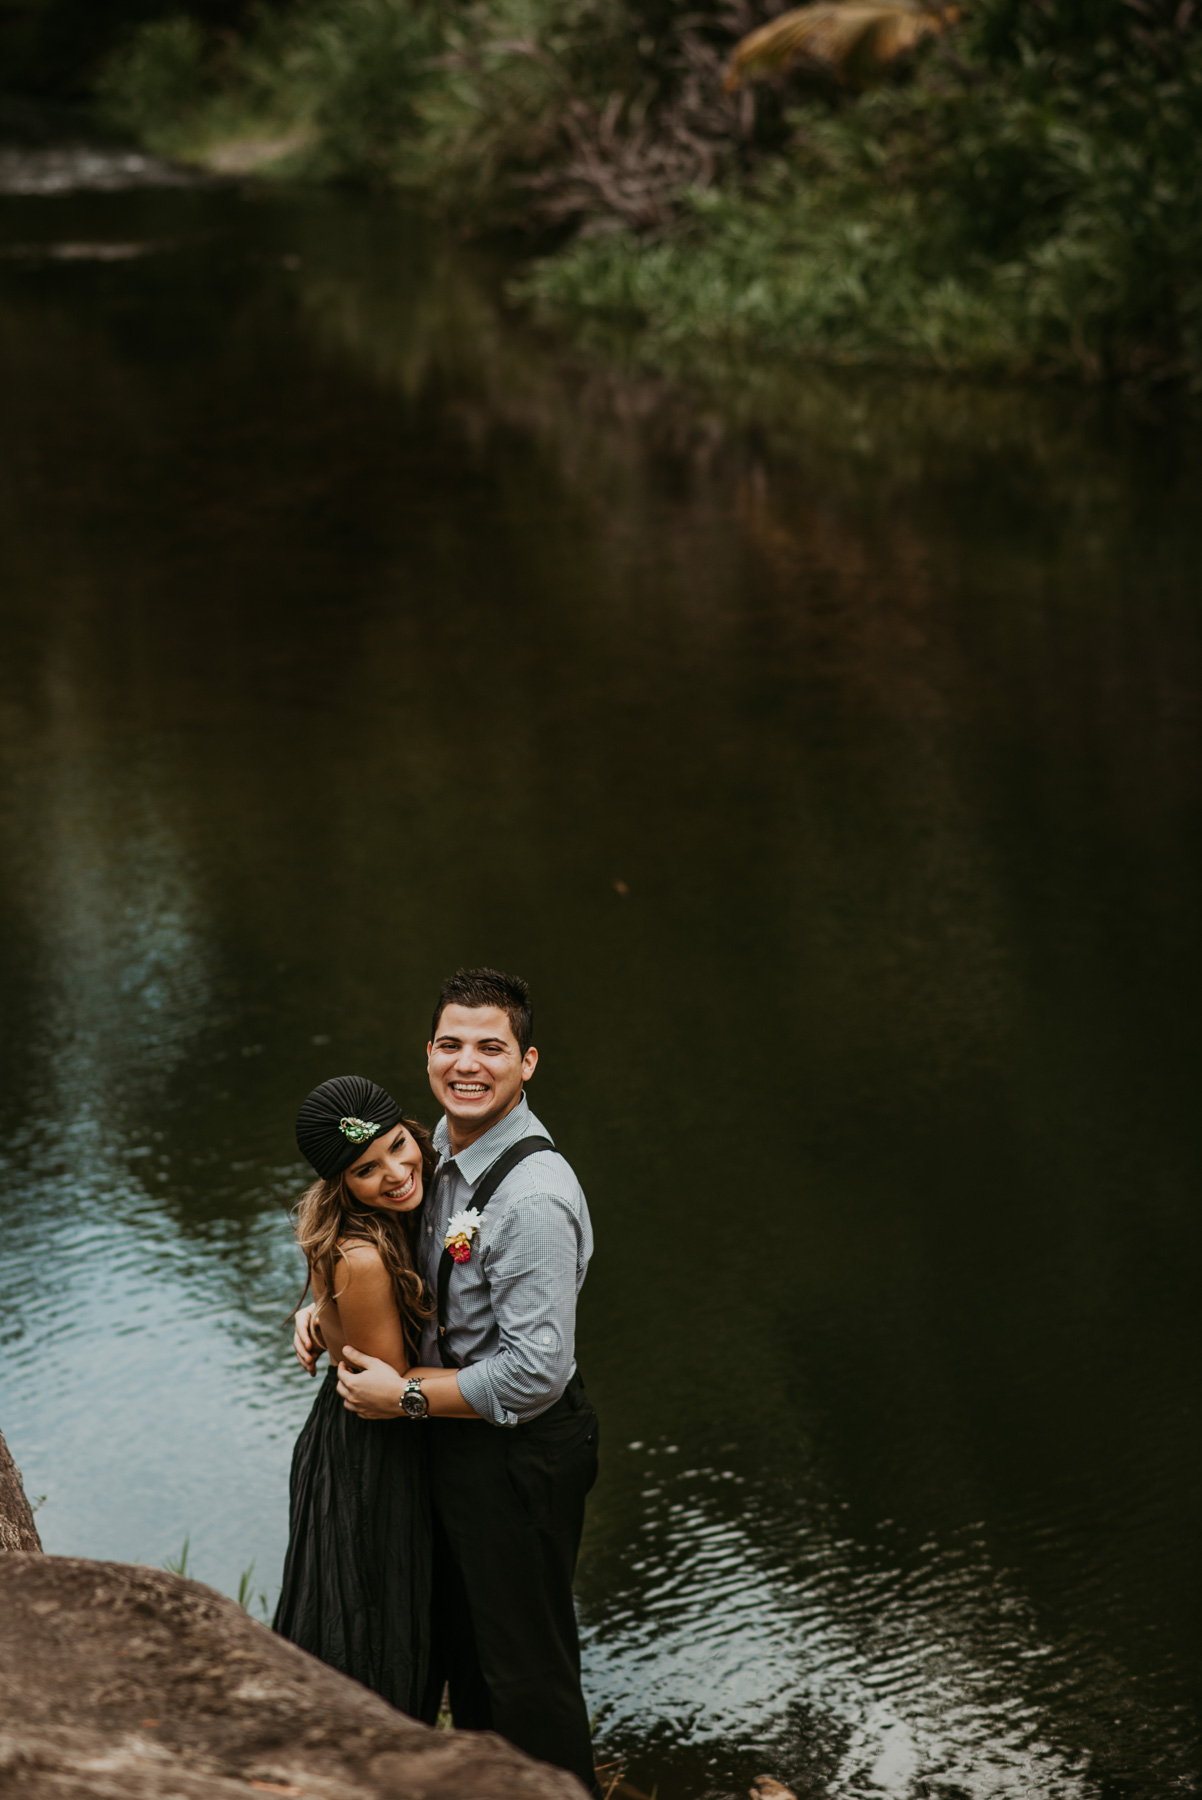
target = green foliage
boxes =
[95,0,462,182]
[159,1541,269,1616]
[408,0,644,215]
[0,0,254,100]
[236,1559,271,1619]
[91,0,1202,384]
[283,0,446,182]
[523,5,1202,383]
[404,0,784,226]
[94,16,212,146]
[235,1559,256,1608]
[92,0,765,210]
[520,176,1025,369]
[163,1533,191,1576]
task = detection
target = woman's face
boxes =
[343,1124,425,1214]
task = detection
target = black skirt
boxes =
[273,1366,431,1714]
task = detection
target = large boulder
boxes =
[0,1553,583,1799]
[0,1428,42,1553]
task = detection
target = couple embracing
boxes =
[275,968,600,1795]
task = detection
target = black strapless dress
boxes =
[273,1366,430,1713]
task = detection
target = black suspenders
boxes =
[434,1135,555,1369]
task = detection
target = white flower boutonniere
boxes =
[445,1207,482,1264]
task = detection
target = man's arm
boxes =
[455,1188,582,1427]
[337,1348,482,1419]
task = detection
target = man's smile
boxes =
[449,1081,489,1096]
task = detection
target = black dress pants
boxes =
[419,1375,599,1794]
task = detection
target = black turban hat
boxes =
[296,1075,404,1180]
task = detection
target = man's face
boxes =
[427,1003,538,1142]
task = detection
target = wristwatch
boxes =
[400,1377,429,1420]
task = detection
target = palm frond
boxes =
[724,1,952,91]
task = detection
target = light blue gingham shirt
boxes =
[417,1093,593,1427]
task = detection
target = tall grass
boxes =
[160,1536,271,1618]
[162,1534,192,1576]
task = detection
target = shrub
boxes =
[282,0,445,182]
[94,15,213,148]
[91,0,1202,384]
[521,3,1202,383]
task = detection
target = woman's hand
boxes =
[338,1349,483,1420]
[337,1346,404,1418]
[293,1303,323,1376]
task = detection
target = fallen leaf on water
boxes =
[613,879,629,895]
[750,1779,797,1800]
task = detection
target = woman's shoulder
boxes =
[335,1236,387,1269]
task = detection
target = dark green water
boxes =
[1,182,1199,1800]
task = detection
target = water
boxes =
[0,177,1199,1800]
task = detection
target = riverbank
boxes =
[44,0,1197,390]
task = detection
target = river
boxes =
[0,175,1199,1800]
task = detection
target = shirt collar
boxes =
[433,1091,542,1185]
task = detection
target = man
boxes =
[293,968,599,1794]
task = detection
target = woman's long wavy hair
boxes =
[293,1117,437,1356]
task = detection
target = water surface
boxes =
[0,182,1199,1800]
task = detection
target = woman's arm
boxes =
[293,1302,322,1376]
[327,1245,410,1375]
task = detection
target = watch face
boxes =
[402,1389,427,1418]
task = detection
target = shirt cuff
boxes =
[456,1359,519,1428]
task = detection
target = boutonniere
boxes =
[445,1207,482,1264]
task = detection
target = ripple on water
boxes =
[578,1448,1160,1799]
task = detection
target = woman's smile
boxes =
[340,1125,427,1214]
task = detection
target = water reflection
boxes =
[586,1449,1098,1799]
[0,184,1198,1799]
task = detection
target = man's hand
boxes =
[338,1346,404,1419]
[293,1304,323,1377]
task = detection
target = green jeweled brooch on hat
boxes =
[339,1115,380,1144]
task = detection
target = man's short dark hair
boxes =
[431,968,534,1056]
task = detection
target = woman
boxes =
[274,1073,459,1712]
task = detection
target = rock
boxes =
[0,1554,584,1799]
[0,145,208,196]
[0,1429,42,1553]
